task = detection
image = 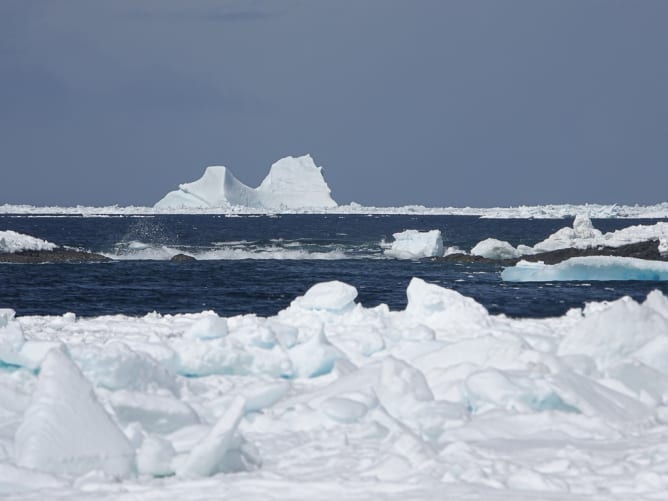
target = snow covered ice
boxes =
[4,279,668,498]
[154,154,337,210]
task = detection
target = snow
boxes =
[502,256,668,282]
[0,230,56,253]
[384,229,444,259]
[6,280,668,497]
[154,155,337,210]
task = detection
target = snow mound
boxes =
[384,229,444,259]
[0,231,56,253]
[14,347,134,477]
[502,256,668,282]
[155,155,336,210]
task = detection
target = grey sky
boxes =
[1,0,667,207]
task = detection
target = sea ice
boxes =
[5,280,668,498]
[384,229,444,259]
[502,256,668,282]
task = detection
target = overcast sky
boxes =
[1,1,667,207]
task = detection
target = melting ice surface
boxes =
[503,256,668,282]
[4,279,668,498]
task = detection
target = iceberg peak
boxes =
[155,154,337,210]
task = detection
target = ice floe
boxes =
[3,280,668,498]
[502,256,668,282]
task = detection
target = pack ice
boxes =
[154,154,337,210]
[4,280,668,498]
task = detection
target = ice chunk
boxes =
[71,342,177,392]
[320,396,368,423]
[184,314,228,340]
[0,311,25,367]
[384,230,444,259]
[290,281,358,313]
[559,295,668,372]
[470,238,521,259]
[502,256,668,282]
[176,396,247,477]
[0,463,68,495]
[289,329,345,378]
[136,435,176,477]
[405,277,489,336]
[0,231,56,253]
[109,390,200,433]
[155,154,336,210]
[14,347,134,477]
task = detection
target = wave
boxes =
[102,240,378,261]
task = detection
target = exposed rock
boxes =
[170,253,196,262]
[0,249,110,264]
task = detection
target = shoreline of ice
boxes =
[2,202,668,218]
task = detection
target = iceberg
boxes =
[384,229,444,259]
[154,155,337,210]
[502,256,668,282]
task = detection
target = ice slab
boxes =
[502,256,668,282]
[384,230,444,259]
[14,347,134,477]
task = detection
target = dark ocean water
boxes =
[2,214,668,318]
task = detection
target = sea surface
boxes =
[2,214,667,318]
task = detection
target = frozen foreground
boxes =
[3,281,668,499]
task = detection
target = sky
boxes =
[1,0,667,207]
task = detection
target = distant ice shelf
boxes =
[3,202,668,218]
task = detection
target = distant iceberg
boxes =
[154,155,337,210]
[502,256,668,282]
